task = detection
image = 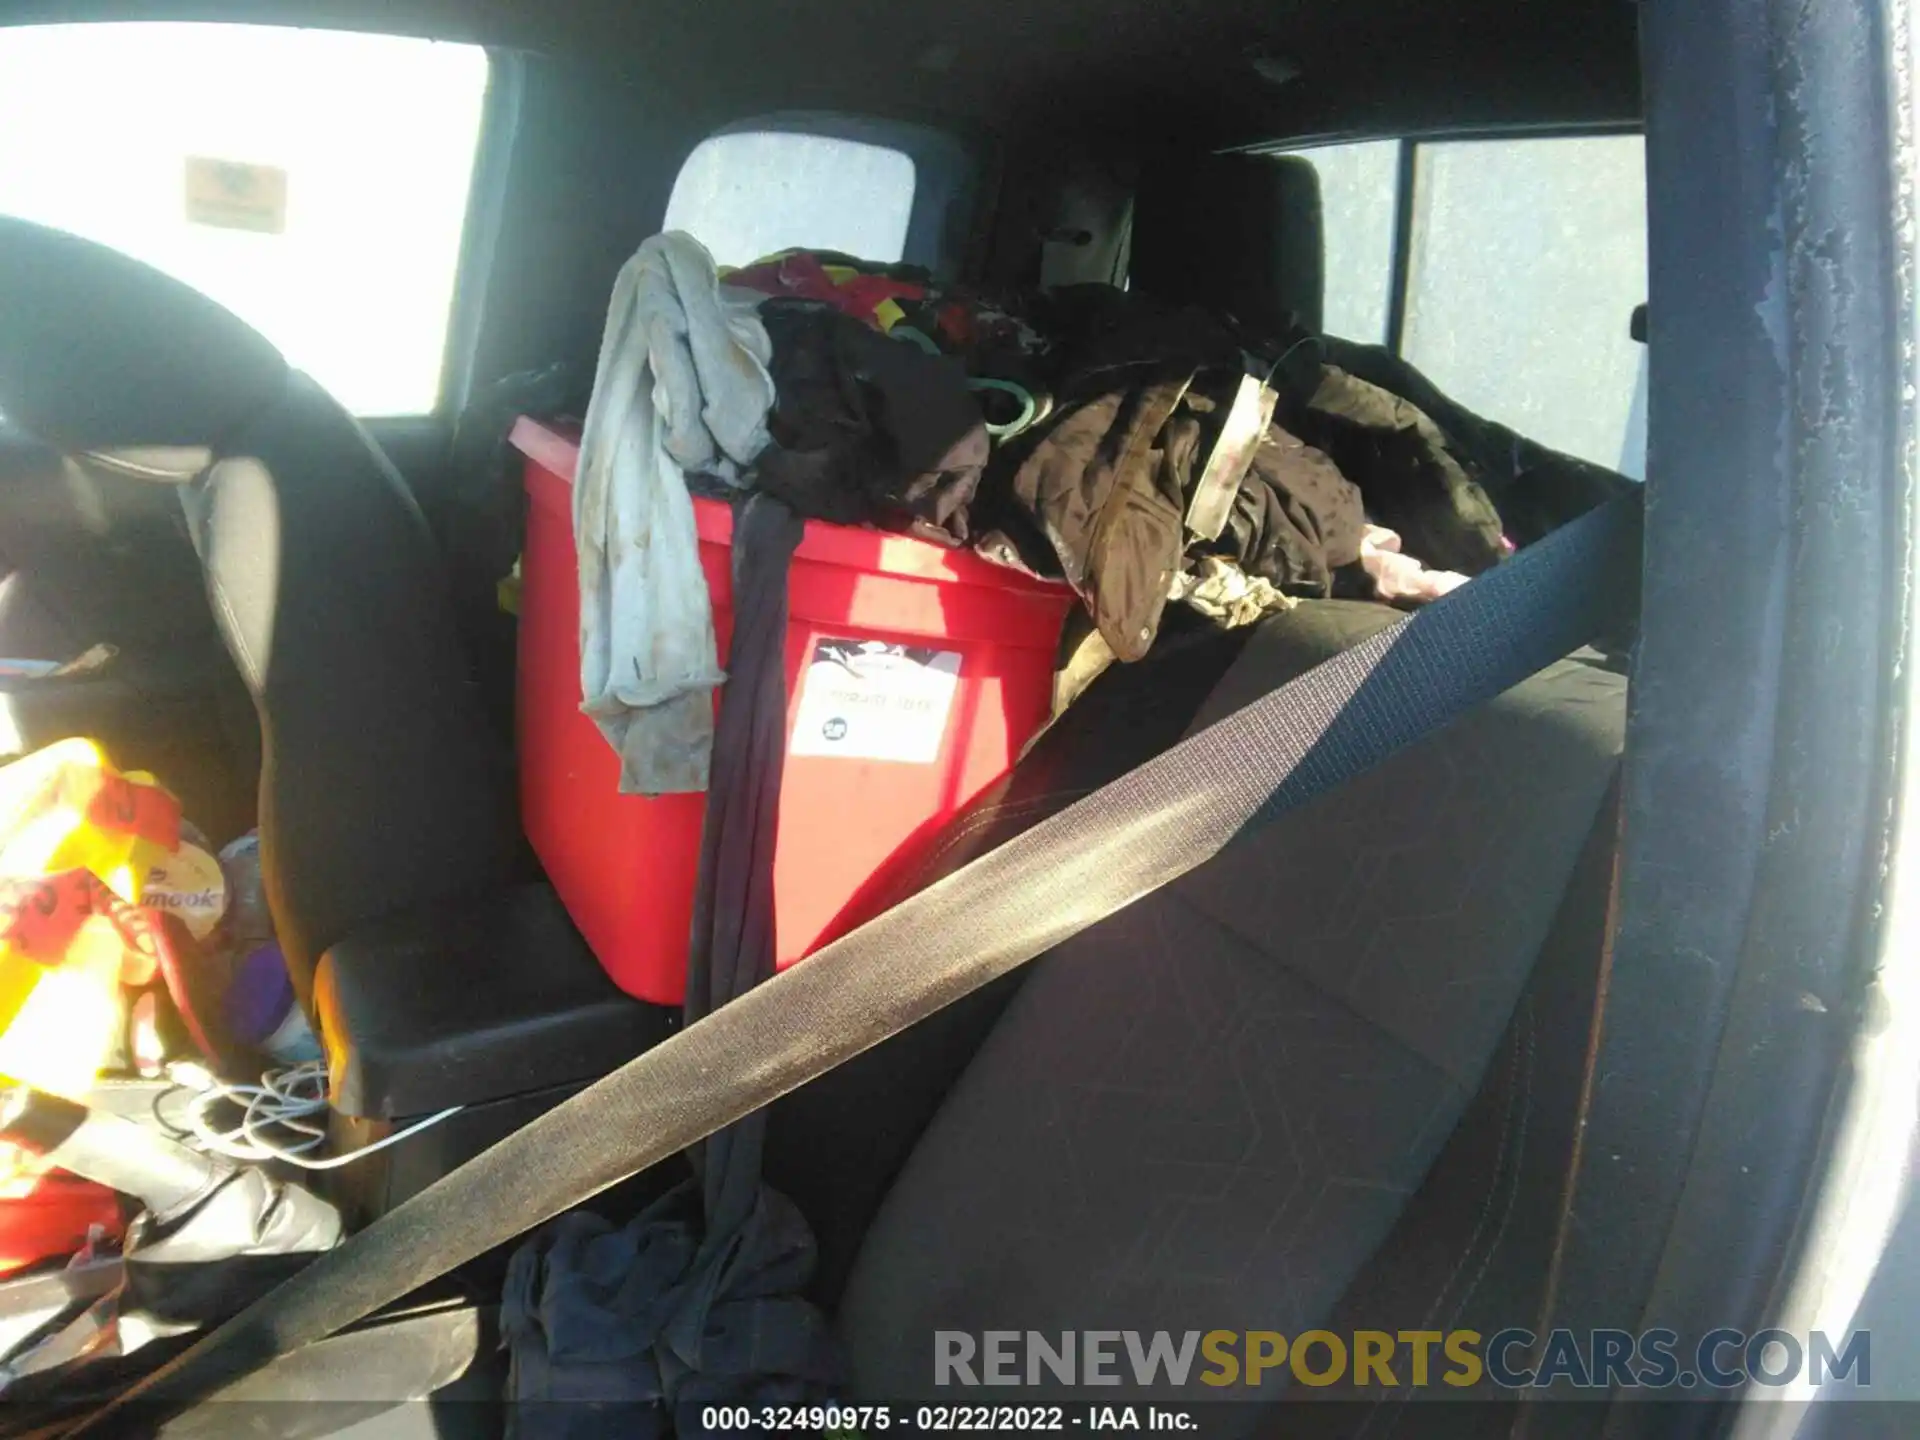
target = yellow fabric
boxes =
[0,740,182,1099]
[0,738,176,901]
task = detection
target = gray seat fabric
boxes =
[839,601,1626,1407]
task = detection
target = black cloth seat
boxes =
[831,601,1626,1416]
[1130,152,1327,336]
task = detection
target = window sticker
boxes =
[183,156,288,234]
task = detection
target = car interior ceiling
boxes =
[6,0,1643,143]
[0,0,1670,1428]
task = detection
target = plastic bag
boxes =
[0,739,182,1100]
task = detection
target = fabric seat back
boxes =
[0,217,521,1005]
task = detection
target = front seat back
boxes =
[0,217,520,1004]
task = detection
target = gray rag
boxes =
[574,231,776,795]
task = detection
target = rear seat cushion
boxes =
[837,600,1625,1405]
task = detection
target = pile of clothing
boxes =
[572,232,1632,796]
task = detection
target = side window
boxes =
[1401,136,1647,472]
[1278,140,1399,347]
[665,131,917,268]
[1280,134,1647,473]
[0,23,490,418]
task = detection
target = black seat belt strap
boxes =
[82,489,1643,1429]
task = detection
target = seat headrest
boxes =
[1129,152,1326,337]
[0,216,287,455]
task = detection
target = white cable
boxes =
[169,1060,462,1171]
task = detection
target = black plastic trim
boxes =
[1384,138,1417,354]
[436,47,524,419]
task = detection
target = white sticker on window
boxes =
[789,640,961,763]
[183,157,288,234]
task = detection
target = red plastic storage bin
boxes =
[512,418,1075,1006]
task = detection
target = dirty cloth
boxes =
[725,250,929,333]
[575,231,776,795]
[1210,426,1370,597]
[501,1190,841,1440]
[1170,555,1300,628]
[969,288,1527,660]
[725,251,1055,385]
[1201,310,1619,554]
[755,303,989,545]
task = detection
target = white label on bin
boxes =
[789,640,962,764]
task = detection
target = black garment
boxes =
[997,370,1194,660]
[686,492,807,1237]
[1320,336,1637,547]
[503,495,839,1437]
[755,303,989,545]
[1289,365,1508,576]
[986,361,1366,663]
[1212,425,1368,598]
[1030,283,1246,377]
[974,287,1556,661]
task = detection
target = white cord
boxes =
[170,1060,462,1171]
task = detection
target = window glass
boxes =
[1280,140,1399,345]
[665,131,916,268]
[0,24,489,417]
[1400,135,1648,470]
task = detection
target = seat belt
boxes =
[79,490,1642,1430]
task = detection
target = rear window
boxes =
[1283,134,1647,474]
[665,131,917,267]
[1289,139,1400,347]
[1400,137,1647,475]
[0,23,490,417]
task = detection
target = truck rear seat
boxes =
[831,600,1625,1414]
[785,151,1633,1416]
